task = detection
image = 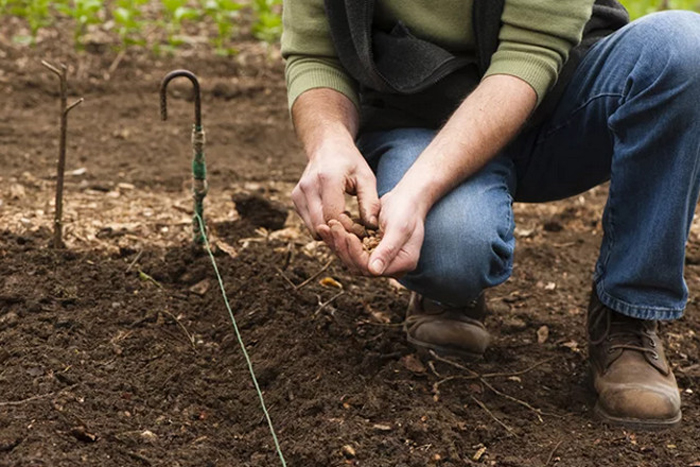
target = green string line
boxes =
[194,213,287,467]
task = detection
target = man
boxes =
[281,0,700,429]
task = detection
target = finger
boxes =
[329,220,361,274]
[342,228,372,275]
[368,221,413,276]
[339,211,367,238]
[381,224,423,277]
[317,224,335,251]
[355,172,381,229]
[319,175,347,223]
[291,190,320,240]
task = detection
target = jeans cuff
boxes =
[594,280,685,321]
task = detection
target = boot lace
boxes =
[589,303,659,360]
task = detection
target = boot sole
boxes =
[407,335,485,361]
[593,402,682,430]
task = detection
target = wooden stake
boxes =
[41,61,84,249]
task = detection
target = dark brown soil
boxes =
[1,28,700,467]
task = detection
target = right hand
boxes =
[291,139,380,240]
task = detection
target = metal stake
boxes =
[159,70,208,244]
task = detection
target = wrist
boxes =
[391,175,435,220]
[306,125,356,161]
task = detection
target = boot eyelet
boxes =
[651,352,659,360]
[648,339,657,348]
[607,348,615,354]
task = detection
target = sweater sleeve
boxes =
[281,0,360,111]
[483,0,595,105]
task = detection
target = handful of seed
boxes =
[341,213,383,252]
[362,228,381,252]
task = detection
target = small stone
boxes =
[537,325,550,344]
[473,446,487,461]
[341,445,356,458]
[372,423,392,431]
[140,430,158,443]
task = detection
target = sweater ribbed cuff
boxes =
[483,50,559,106]
[287,65,360,111]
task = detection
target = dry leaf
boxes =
[537,325,549,344]
[473,446,487,461]
[561,340,580,353]
[400,354,426,374]
[9,183,25,199]
[320,277,342,289]
[189,279,210,296]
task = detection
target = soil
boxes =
[1,22,700,467]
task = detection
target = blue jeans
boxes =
[356,11,700,320]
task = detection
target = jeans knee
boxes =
[633,11,700,84]
[401,198,514,305]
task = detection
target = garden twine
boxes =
[195,213,287,466]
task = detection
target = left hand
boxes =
[318,187,428,278]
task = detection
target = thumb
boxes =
[368,223,411,275]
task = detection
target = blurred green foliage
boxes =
[621,0,700,18]
[0,0,283,51]
[0,1,698,52]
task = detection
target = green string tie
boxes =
[192,125,208,244]
[195,213,287,466]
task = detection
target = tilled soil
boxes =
[1,29,700,467]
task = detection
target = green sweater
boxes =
[282,0,595,110]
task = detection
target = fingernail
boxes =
[370,258,385,275]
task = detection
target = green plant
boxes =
[251,0,281,43]
[56,0,103,49]
[10,0,54,44]
[0,0,18,15]
[112,0,150,49]
[160,0,200,47]
[201,0,242,55]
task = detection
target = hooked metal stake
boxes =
[160,70,208,245]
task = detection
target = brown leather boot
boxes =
[588,288,681,428]
[404,292,491,359]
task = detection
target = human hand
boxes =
[291,140,380,240]
[317,187,427,278]
[367,188,427,277]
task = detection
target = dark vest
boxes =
[324,0,629,132]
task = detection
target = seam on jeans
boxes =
[499,188,515,280]
[537,93,624,143]
[596,281,684,320]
